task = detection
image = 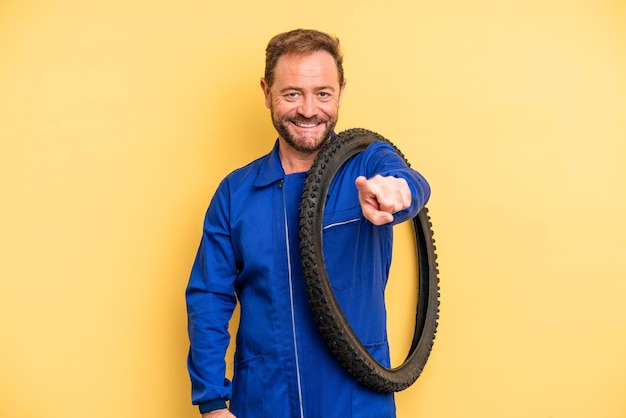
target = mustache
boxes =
[286,116,328,124]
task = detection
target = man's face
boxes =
[261,51,346,155]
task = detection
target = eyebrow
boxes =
[279,85,337,94]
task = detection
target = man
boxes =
[186,29,430,418]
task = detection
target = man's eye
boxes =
[287,92,299,98]
[319,92,329,98]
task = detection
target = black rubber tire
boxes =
[299,128,440,393]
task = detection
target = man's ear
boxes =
[260,78,271,109]
[338,79,347,108]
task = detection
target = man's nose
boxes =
[298,96,318,118]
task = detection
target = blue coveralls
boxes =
[186,139,430,417]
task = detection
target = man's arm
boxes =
[186,180,238,414]
[356,141,431,225]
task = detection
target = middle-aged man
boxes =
[186,28,431,418]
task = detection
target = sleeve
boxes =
[185,178,238,411]
[365,141,431,224]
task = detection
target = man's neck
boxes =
[278,142,319,174]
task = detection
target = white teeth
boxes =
[295,123,318,128]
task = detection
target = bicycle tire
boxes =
[299,128,440,392]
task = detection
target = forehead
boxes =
[272,50,340,88]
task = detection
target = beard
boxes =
[271,111,337,154]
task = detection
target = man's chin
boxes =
[286,134,331,154]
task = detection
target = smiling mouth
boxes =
[291,119,324,129]
[294,122,320,128]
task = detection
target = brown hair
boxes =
[264,29,344,88]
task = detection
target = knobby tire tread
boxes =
[299,128,440,393]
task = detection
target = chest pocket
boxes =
[322,205,363,291]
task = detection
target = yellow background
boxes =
[1,1,625,417]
